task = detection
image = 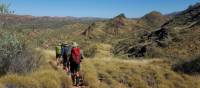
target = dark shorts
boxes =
[56,54,61,58]
[70,62,80,74]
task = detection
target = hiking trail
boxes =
[36,48,86,88]
[37,48,167,88]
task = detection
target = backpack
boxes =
[56,46,61,54]
[71,47,81,64]
[63,46,71,58]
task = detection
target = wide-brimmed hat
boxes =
[72,42,78,47]
[58,43,62,46]
[61,41,68,46]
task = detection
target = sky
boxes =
[1,0,200,18]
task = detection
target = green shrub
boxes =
[0,32,22,75]
[0,32,41,75]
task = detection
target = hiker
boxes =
[61,42,72,72]
[69,42,84,86]
[55,43,62,66]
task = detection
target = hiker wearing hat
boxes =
[69,42,84,86]
[55,43,62,66]
[61,42,72,72]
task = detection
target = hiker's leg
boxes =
[71,73,76,85]
[71,69,76,85]
[75,74,79,86]
[56,54,59,65]
[75,64,80,77]
[66,61,70,69]
[76,64,80,77]
[66,61,71,75]
[66,59,70,72]
[63,58,67,70]
[57,54,61,66]
[75,64,81,86]
[70,62,78,85]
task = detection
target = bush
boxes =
[144,46,165,58]
[7,48,42,74]
[0,32,41,75]
[83,44,97,58]
[0,32,22,75]
[173,55,200,74]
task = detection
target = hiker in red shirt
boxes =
[70,42,84,86]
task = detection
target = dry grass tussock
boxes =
[94,43,113,58]
[81,56,200,88]
[0,83,5,88]
[0,48,72,88]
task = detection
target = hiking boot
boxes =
[72,75,76,86]
[75,76,80,86]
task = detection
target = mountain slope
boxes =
[0,14,105,29]
[137,11,169,30]
[114,3,200,59]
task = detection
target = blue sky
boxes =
[2,0,200,18]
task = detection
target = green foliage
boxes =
[0,32,41,75]
[0,32,22,75]
[0,3,13,14]
[115,13,126,19]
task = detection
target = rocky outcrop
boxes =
[114,3,200,58]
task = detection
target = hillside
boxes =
[0,14,105,29]
[114,3,200,59]
[82,14,135,36]
[137,11,170,30]
[81,12,168,46]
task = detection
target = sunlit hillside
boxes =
[0,1,200,88]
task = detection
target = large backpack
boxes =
[63,46,71,58]
[71,47,81,64]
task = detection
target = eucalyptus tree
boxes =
[0,3,14,29]
[0,3,10,14]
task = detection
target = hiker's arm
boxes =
[59,48,64,65]
[81,50,84,60]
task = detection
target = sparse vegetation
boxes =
[0,1,200,88]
